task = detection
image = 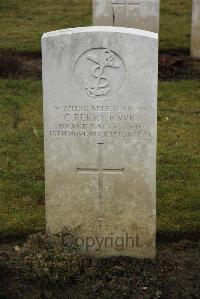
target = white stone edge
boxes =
[42,26,158,40]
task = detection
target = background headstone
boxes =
[42,27,158,258]
[93,0,160,33]
[93,0,113,26]
[191,0,200,59]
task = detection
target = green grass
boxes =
[0,0,192,53]
[157,81,200,234]
[0,79,199,237]
[0,0,92,53]
[160,0,192,52]
[0,80,45,236]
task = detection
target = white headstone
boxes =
[93,0,160,33]
[93,0,113,26]
[42,27,158,258]
[191,0,200,59]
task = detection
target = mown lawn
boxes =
[0,80,45,236]
[157,81,200,234]
[0,79,199,237]
[159,0,192,53]
[0,0,192,53]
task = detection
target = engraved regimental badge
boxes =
[74,48,125,100]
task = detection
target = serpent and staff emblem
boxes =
[74,48,125,99]
[84,49,120,99]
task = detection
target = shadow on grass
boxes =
[1,49,200,81]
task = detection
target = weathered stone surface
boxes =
[93,0,160,33]
[93,0,113,26]
[191,0,200,59]
[42,27,158,258]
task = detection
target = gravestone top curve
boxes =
[42,26,158,39]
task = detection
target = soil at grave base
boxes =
[0,239,199,299]
[0,50,200,81]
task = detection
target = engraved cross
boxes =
[112,0,141,5]
[77,143,124,219]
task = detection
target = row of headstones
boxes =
[93,0,200,58]
[42,0,198,258]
